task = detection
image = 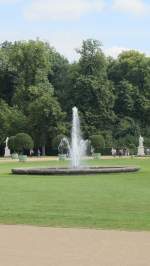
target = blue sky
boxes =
[0,0,150,61]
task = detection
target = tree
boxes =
[0,42,17,104]
[114,80,137,116]
[9,40,55,111]
[73,76,115,135]
[8,136,16,153]
[90,134,105,153]
[108,50,150,132]
[0,99,27,145]
[0,38,150,153]
[76,39,107,77]
[66,39,115,137]
[28,91,65,155]
[108,50,146,87]
[8,40,53,86]
[13,81,54,114]
[49,51,70,108]
[14,133,34,154]
[114,117,140,140]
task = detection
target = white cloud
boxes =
[104,46,139,58]
[47,32,84,61]
[0,0,21,3]
[0,30,148,61]
[104,46,130,58]
[0,29,85,61]
[24,0,105,21]
[104,46,148,58]
[112,0,149,15]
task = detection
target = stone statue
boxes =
[5,137,9,146]
[138,135,145,156]
[111,148,116,157]
[139,135,144,147]
[4,137,11,157]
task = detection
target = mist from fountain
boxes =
[58,137,71,155]
[70,107,87,168]
[57,107,88,168]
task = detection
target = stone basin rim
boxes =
[12,166,140,175]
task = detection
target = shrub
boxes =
[90,134,105,153]
[144,137,150,148]
[14,133,34,154]
[8,136,16,153]
[128,143,137,155]
[115,135,138,150]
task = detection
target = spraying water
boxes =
[58,137,71,155]
[57,107,88,168]
[71,107,87,168]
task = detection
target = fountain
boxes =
[58,137,70,160]
[57,107,88,166]
[71,107,81,168]
[12,107,139,175]
[71,107,88,168]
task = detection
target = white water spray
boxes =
[71,107,87,168]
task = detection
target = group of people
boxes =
[111,148,130,157]
[30,149,41,156]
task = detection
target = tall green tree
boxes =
[0,99,27,144]
[27,87,65,155]
[108,50,150,137]
[49,51,70,108]
[66,39,115,136]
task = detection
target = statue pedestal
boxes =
[138,146,145,156]
[4,137,11,157]
[4,147,11,157]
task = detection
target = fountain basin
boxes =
[12,166,139,175]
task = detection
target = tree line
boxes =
[0,39,150,155]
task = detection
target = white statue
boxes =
[111,148,116,157]
[139,135,144,147]
[138,135,145,156]
[4,137,11,157]
[6,137,9,146]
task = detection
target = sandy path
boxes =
[0,155,149,163]
[0,156,59,163]
[0,225,150,266]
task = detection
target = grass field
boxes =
[0,157,150,231]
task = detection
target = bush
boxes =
[144,137,150,148]
[128,143,137,155]
[90,134,105,153]
[14,133,34,154]
[8,136,16,153]
[101,130,113,148]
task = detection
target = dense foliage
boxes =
[90,134,105,153]
[0,39,149,154]
[8,136,16,153]
[14,133,34,154]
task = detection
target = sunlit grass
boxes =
[0,157,149,230]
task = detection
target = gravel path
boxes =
[0,225,150,266]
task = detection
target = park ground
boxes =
[0,225,150,266]
[0,157,150,266]
[0,156,150,230]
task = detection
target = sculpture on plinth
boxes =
[4,137,11,157]
[138,135,145,156]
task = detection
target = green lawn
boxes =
[0,157,150,231]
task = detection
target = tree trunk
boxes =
[42,145,46,156]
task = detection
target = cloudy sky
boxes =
[0,0,149,60]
